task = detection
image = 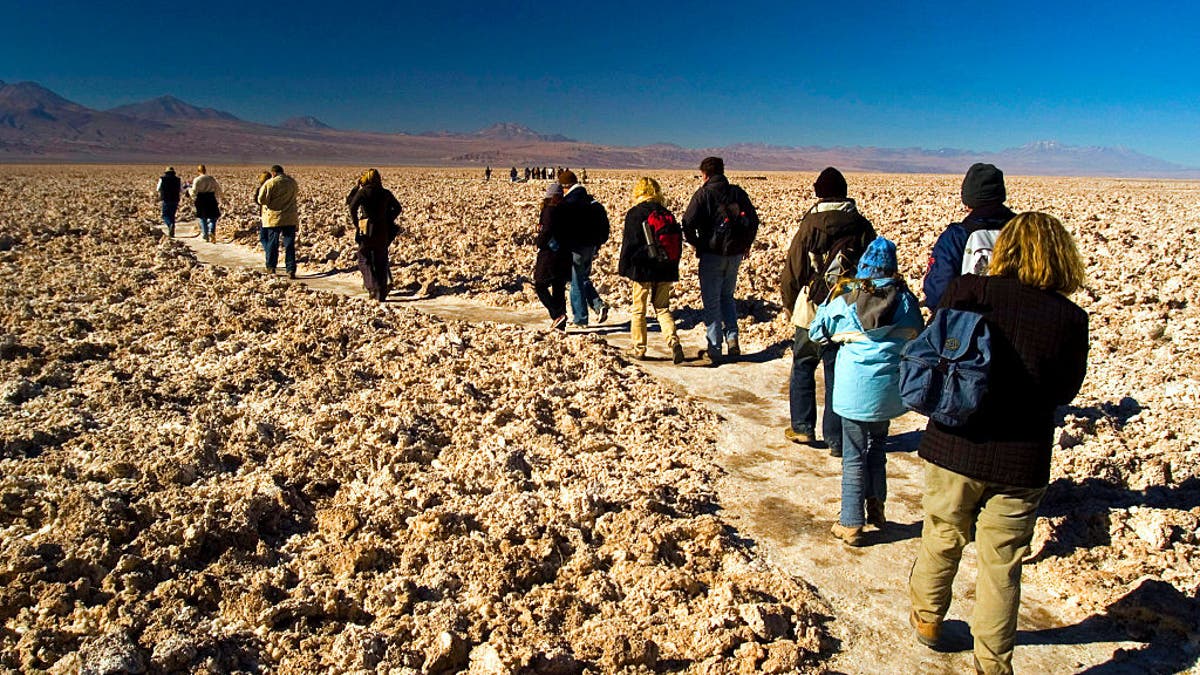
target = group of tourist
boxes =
[154,157,1089,674]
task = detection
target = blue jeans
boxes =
[698,252,742,352]
[199,217,217,239]
[569,246,605,325]
[840,418,890,527]
[161,201,179,234]
[263,226,297,273]
[790,327,842,445]
[258,223,269,251]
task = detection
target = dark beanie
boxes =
[961,163,1006,208]
[814,167,848,199]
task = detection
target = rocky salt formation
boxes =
[0,169,830,672]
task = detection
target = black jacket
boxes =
[681,175,760,256]
[554,185,609,251]
[347,185,403,243]
[779,200,876,312]
[918,274,1089,488]
[158,172,181,203]
[618,201,680,283]
[533,202,571,284]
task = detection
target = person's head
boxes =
[256,171,272,186]
[989,212,1085,294]
[558,170,578,186]
[813,166,848,200]
[165,166,175,174]
[359,168,382,187]
[543,181,564,207]
[699,156,724,179]
[197,164,207,175]
[961,163,1006,209]
[632,176,664,204]
[270,164,285,177]
[856,237,898,279]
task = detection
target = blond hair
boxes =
[632,176,664,204]
[256,171,272,187]
[359,168,382,186]
[197,164,207,174]
[989,212,1085,294]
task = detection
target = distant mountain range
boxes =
[0,80,1195,177]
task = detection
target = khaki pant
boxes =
[909,462,1045,675]
[630,281,678,353]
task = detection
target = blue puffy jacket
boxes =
[809,278,924,422]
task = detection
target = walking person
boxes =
[780,167,877,454]
[533,182,570,330]
[682,156,759,365]
[347,168,402,301]
[485,166,492,182]
[256,165,300,278]
[923,163,1015,308]
[188,164,224,242]
[156,167,182,237]
[556,170,610,327]
[618,177,685,364]
[808,238,922,546]
[908,212,1089,674]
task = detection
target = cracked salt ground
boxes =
[1,166,1197,673]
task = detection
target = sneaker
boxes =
[596,304,609,324]
[866,498,886,528]
[551,315,568,331]
[784,427,816,444]
[909,611,942,648]
[830,522,863,546]
[672,343,685,365]
[726,339,741,358]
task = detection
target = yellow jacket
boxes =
[256,174,299,228]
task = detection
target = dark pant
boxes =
[263,226,297,273]
[535,279,567,320]
[789,326,842,447]
[161,201,179,235]
[356,238,390,300]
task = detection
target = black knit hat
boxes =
[813,167,847,199]
[961,163,1006,208]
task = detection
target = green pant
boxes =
[909,462,1045,675]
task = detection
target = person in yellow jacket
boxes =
[256,164,300,278]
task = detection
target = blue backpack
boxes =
[899,309,992,426]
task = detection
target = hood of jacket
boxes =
[962,203,1016,233]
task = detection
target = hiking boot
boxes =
[697,348,720,367]
[672,343,685,364]
[866,498,886,528]
[726,339,741,358]
[909,611,942,648]
[831,522,863,546]
[596,304,609,324]
[784,427,816,444]
[625,348,647,361]
[288,270,297,280]
[265,266,276,274]
[551,315,568,331]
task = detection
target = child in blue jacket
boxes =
[809,237,923,545]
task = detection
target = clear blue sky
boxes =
[3,0,1198,165]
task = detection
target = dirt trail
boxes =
[181,224,1138,673]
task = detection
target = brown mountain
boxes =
[0,81,1194,177]
[109,95,240,122]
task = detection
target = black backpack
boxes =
[707,194,751,256]
[587,200,610,247]
[805,231,869,304]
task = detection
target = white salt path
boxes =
[177,222,1142,673]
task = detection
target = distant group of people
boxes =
[495,165,585,183]
[153,157,1089,674]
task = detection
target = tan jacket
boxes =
[256,173,299,228]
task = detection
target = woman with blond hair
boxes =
[908,212,1089,674]
[618,177,685,363]
[346,168,402,301]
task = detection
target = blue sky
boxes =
[3,1,1198,165]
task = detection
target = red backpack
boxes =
[642,206,683,263]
